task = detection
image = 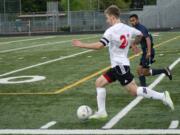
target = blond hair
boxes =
[104,5,120,18]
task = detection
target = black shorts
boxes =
[103,65,134,86]
[140,48,155,68]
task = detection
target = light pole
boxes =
[20,0,22,15]
[97,0,99,11]
[3,0,6,23]
[3,0,6,14]
[67,0,70,25]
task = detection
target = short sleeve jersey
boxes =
[100,23,142,67]
[135,23,153,52]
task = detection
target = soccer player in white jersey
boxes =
[72,5,174,119]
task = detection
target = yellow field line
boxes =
[54,54,139,94]
[0,36,179,96]
[0,92,55,95]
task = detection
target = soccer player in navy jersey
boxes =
[129,14,172,87]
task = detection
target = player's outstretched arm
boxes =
[72,39,104,50]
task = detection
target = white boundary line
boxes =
[169,120,179,129]
[102,57,180,129]
[40,121,57,129]
[0,36,98,53]
[0,50,93,77]
[0,129,180,134]
[0,36,56,45]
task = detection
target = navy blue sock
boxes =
[152,69,165,76]
[139,76,147,86]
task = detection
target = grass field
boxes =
[0,32,179,134]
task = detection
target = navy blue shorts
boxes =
[140,48,155,68]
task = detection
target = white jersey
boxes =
[100,23,142,67]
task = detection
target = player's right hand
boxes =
[72,39,82,47]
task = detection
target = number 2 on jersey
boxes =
[119,35,128,49]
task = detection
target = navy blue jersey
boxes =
[134,23,153,53]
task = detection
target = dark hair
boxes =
[129,14,139,19]
[104,5,120,18]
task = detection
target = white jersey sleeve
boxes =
[99,29,111,46]
[130,27,142,37]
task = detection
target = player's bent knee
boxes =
[130,91,137,96]
[95,77,103,87]
[128,87,137,96]
[137,67,142,76]
[142,68,150,76]
[137,69,140,75]
[95,76,108,87]
[125,80,138,96]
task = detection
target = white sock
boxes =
[137,87,164,101]
[96,87,106,113]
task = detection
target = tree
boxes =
[21,0,132,13]
[22,0,48,13]
[59,0,131,11]
[98,0,131,10]
[59,0,97,11]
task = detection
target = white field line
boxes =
[0,36,98,53]
[0,129,180,134]
[40,121,56,129]
[0,50,93,77]
[102,57,180,129]
[169,120,179,129]
[0,34,99,43]
[0,36,56,45]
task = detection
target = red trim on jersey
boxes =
[103,74,112,83]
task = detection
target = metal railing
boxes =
[0,6,179,35]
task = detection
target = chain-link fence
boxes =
[0,0,180,35]
[0,10,132,35]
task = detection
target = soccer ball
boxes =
[77,105,92,121]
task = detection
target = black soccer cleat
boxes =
[164,67,172,80]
